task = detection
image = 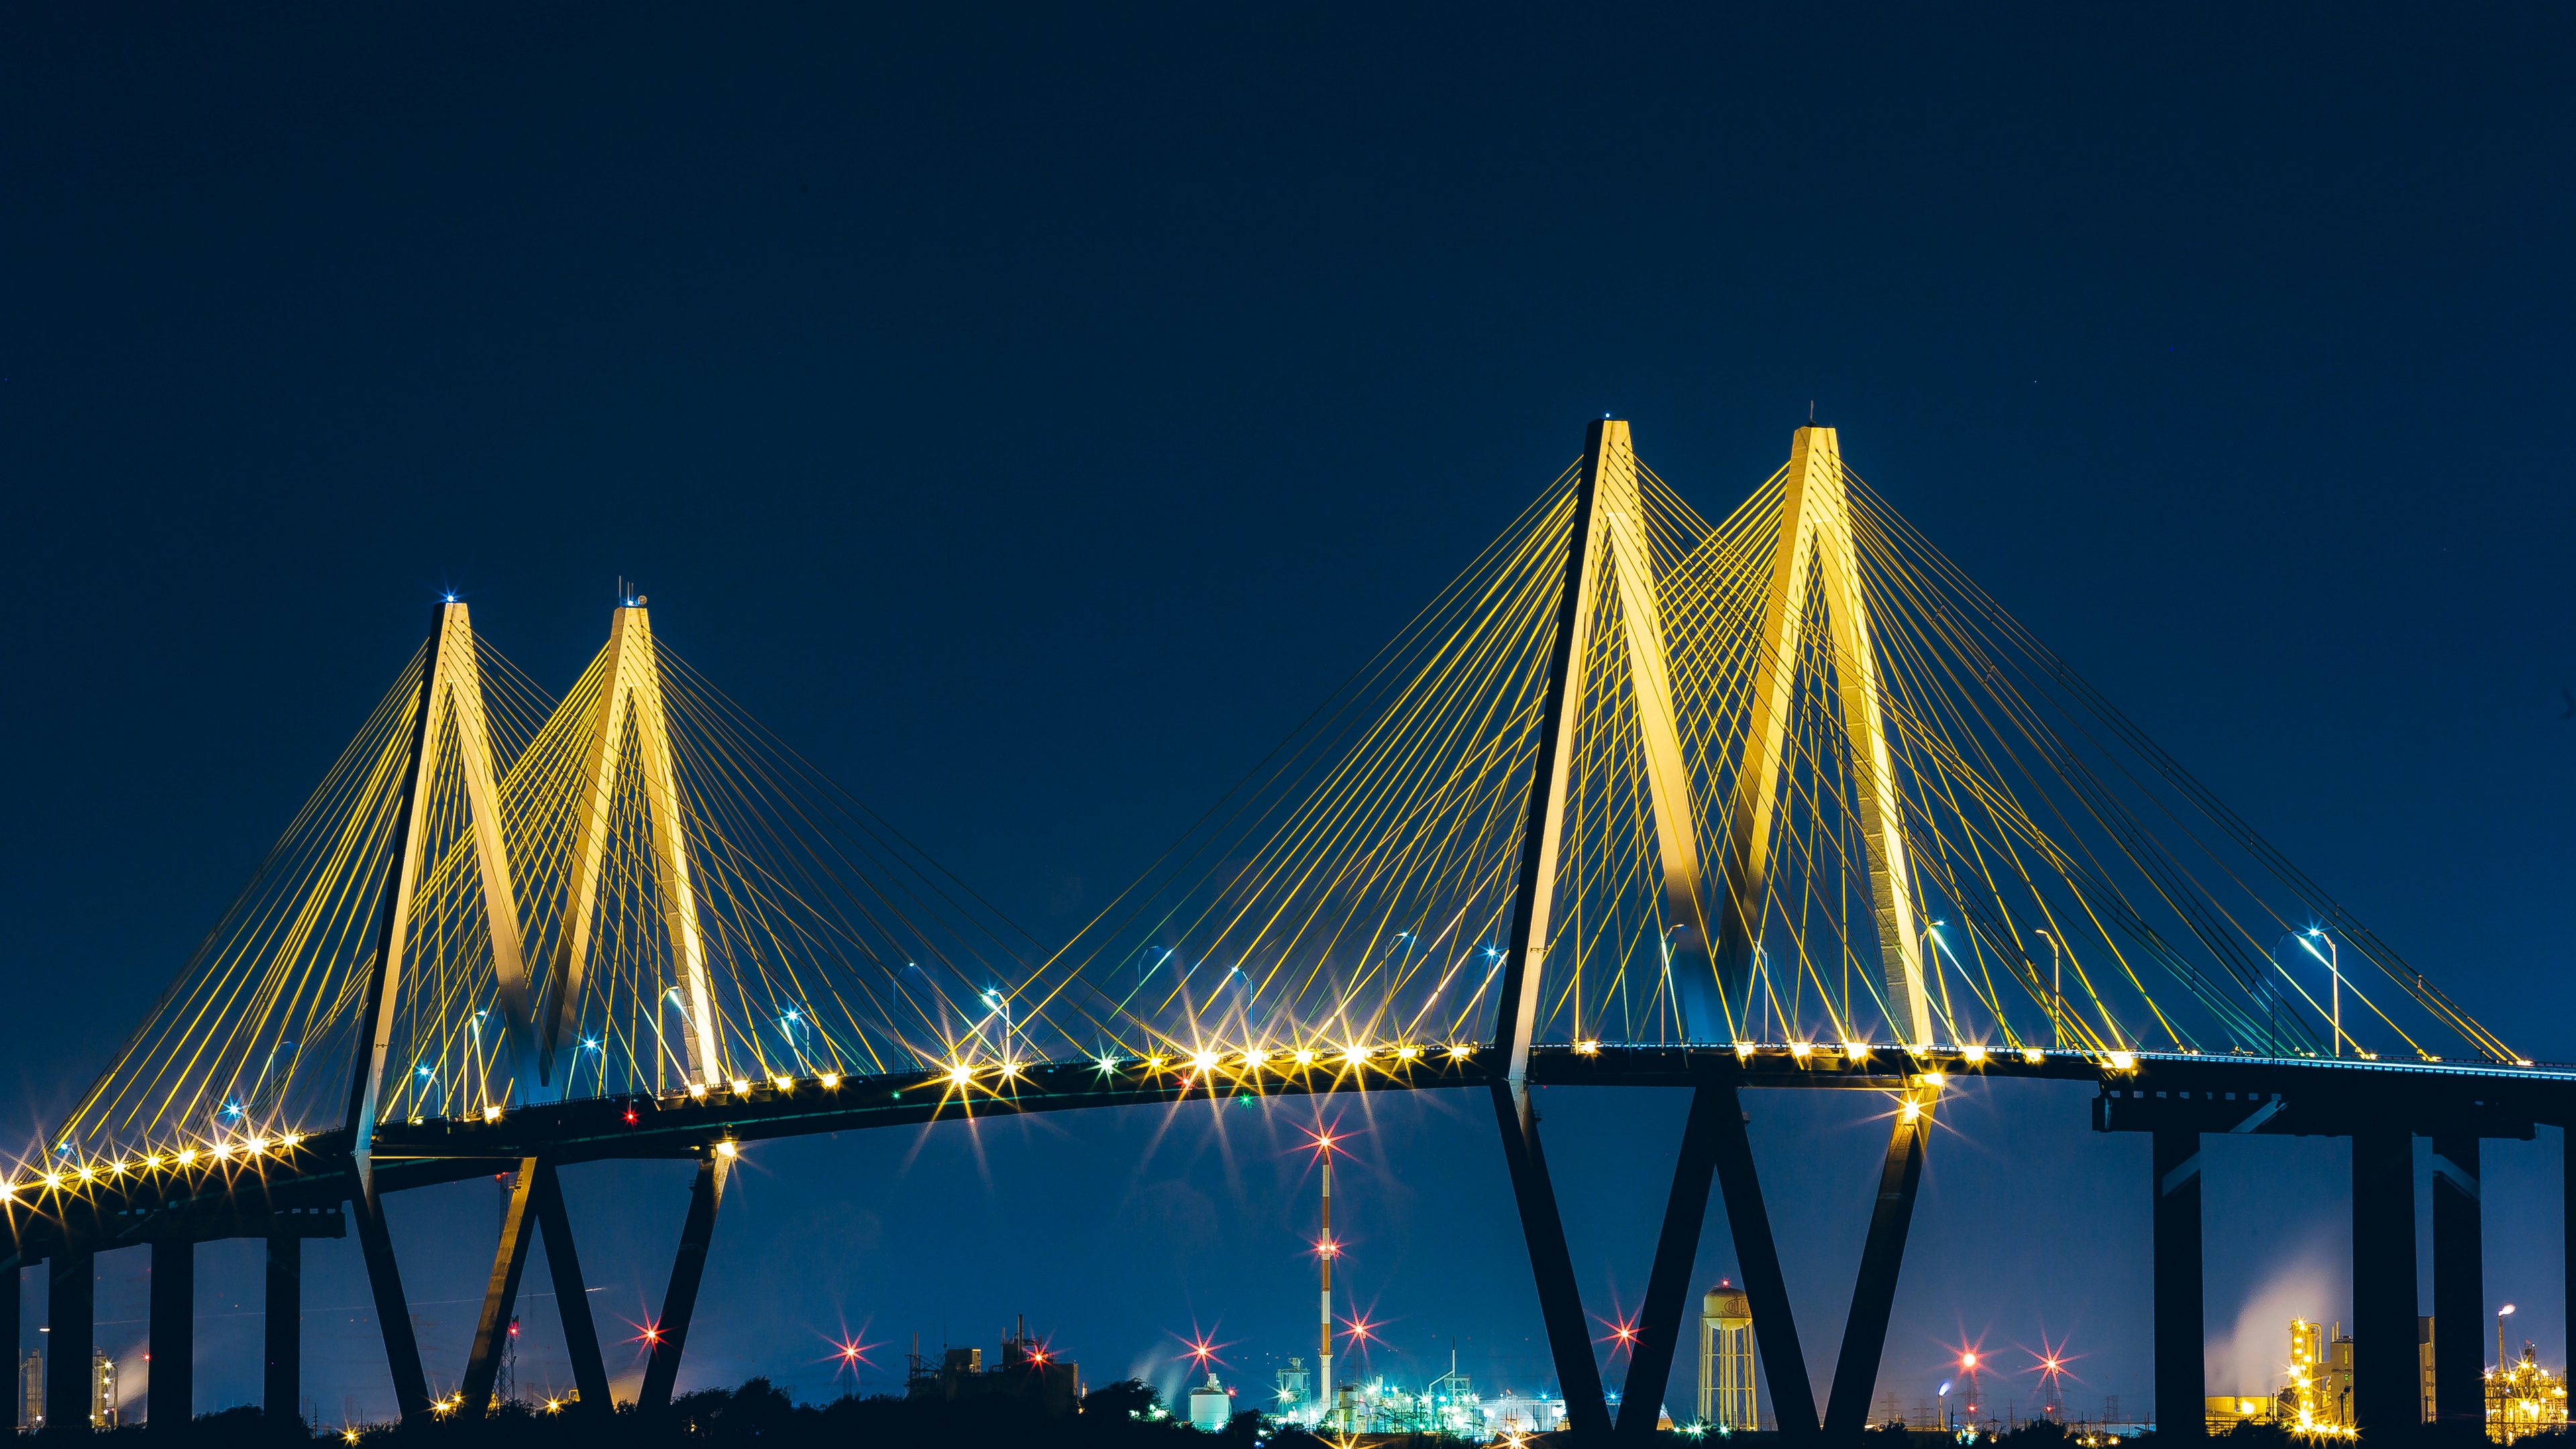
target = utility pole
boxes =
[1319,1146,1334,1429]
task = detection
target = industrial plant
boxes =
[2199,1315,2566,1442]
[903,1318,1080,1417]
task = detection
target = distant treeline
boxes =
[38,1382,2567,1449]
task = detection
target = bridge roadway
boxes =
[6,1042,2571,1438]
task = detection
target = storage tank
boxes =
[1699,1282,1756,1429]
[1188,1372,1232,1432]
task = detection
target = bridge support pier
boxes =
[2351,1128,2420,1435]
[462,1160,541,1413]
[638,1150,731,1412]
[1489,1083,1613,1438]
[47,1249,94,1434]
[351,1179,433,1419]
[264,1234,301,1421]
[3,1260,17,1432]
[1618,1083,1733,1440]
[2431,1132,2483,1430]
[2151,1127,2205,1440]
[1710,1083,1817,1436]
[533,1162,614,1416]
[149,1240,192,1430]
[1620,1078,1818,1440]
[1822,1087,1933,1439]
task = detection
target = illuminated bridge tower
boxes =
[1493,420,1939,1444]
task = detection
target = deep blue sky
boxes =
[6,3,2572,1430]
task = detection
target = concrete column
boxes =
[2153,1127,2206,1440]
[3,1262,18,1433]
[1617,1083,1732,1442]
[1710,1083,1816,1437]
[2350,1130,2419,1434]
[2430,1133,2483,1429]
[1822,1090,1933,1440]
[637,1152,731,1412]
[533,1161,613,1417]
[46,1250,95,1434]
[263,1234,300,1422]
[148,1240,193,1429]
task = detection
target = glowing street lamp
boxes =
[2500,1304,2516,1368]
[981,988,1014,1058]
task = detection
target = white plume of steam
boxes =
[2208,1248,2350,1397]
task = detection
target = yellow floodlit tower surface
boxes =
[1500,418,1709,1069]
[1718,425,1931,1049]
[538,602,721,1094]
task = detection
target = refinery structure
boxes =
[1233,1278,1753,1438]
[2199,1316,2567,1442]
[1263,1348,1519,1438]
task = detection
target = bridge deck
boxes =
[9,1042,2571,1262]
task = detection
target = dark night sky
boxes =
[6,3,2573,1428]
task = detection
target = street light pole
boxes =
[2294,930,2344,1058]
[981,989,1012,1061]
[2324,934,2338,1059]
[2035,931,2063,1047]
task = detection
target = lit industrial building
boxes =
[1481,1390,1568,1438]
[2192,1311,2576,1441]
[2485,1346,2569,1443]
[1287,1362,1483,1437]
[2424,1318,2438,1425]
[2284,1318,2354,1430]
[1187,1373,1233,1431]
[1699,1282,1757,1431]
[89,1352,117,1430]
[1273,1358,1309,1417]
[902,1319,1079,1416]
[2204,1318,2353,1434]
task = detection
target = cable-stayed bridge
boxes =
[5,421,2566,1441]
